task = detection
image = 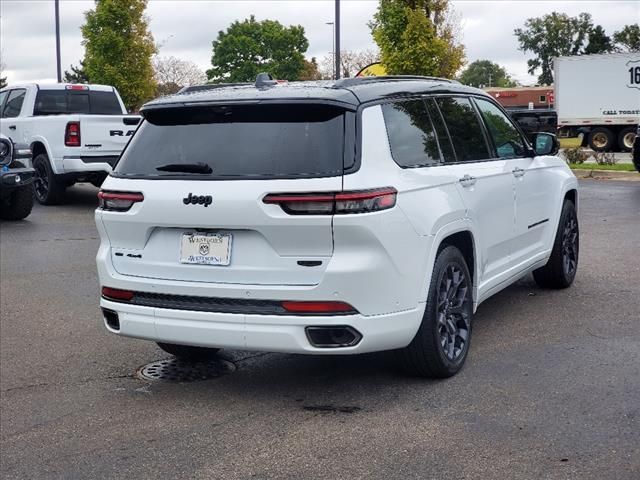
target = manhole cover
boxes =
[137,357,235,382]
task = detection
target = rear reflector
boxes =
[101,287,135,301]
[65,121,81,147]
[263,187,397,215]
[281,301,357,314]
[98,190,144,211]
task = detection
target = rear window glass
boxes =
[425,98,456,163]
[381,100,440,167]
[34,90,122,115]
[114,104,347,179]
[436,97,490,162]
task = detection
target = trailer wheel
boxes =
[588,127,614,152]
[618,127,636,152]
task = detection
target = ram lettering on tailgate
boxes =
[109,130,135,137]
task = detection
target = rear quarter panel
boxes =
[340,105,473,312]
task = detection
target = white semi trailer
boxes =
[555,53,640,152]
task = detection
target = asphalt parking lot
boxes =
[1,180,639,480]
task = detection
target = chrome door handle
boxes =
[459,174,477,187]
[512,167,525,178]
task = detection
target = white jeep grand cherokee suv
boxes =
[96,75,579,378]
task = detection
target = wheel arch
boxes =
[564,188,578,212]
[29,137,58,173]
[422,220,480,310]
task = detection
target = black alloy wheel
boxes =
[33,159,49,203]
[397,245,474,378]
[533,200,579,289]
[437,264,471,361]
[561,215,579,279]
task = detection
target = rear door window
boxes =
[381,100,441,167]
[435,97,490,163]
[115,103,349,179]
[34,89,122,115]
[474,98,528,158]
[2,89,26,118]
[425,98,456,163]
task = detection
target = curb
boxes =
[571,169,640,181]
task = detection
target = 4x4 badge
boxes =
[183,193,213,207]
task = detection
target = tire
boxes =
[617,127,636,152]
[156,342,220,362]
[397,245,473,378]
[33,153,65,205]
[0,161,34,220]
[588,127,614,152]
[533,200,579,289]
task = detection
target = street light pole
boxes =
[55,0,62,82]
[326,22,335,80]
[334,0,340,80]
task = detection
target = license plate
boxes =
[180,233,232,266]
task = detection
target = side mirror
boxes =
[533,132,560,156]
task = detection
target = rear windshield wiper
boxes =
[155,162,213,174]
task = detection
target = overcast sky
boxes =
[1,0,638,86]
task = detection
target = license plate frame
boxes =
[179,232,232,266]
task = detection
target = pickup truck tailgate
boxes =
[81,116,140,155]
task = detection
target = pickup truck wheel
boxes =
[397,246,473,378]
[588,127,614,152]
[156,342,220,362]
[0,161,34,221]
[533,200,579,289]
[618,127,636,152]
[33,154,65,205]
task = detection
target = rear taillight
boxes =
[98,191,144,212]
[263,187,397,215]
[281,301,357,314]
[65,121,81,147]
[101,287,135,301]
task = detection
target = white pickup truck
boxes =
[0,83,140,204]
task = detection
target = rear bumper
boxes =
[62,156,113,174]
[100,297,422,354]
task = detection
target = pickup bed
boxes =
[0,83,140,204]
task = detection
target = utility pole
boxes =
[334,0,340,80]
[55,0,62,82]
[326,22,335,80]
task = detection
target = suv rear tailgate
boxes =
[99,102,350,286]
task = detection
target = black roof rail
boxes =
[177,82,251,94]
[333,75,456,88]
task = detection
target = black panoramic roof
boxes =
[142,76,489,113]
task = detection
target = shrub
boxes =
[591,152,617,166]
[562,147,589,164]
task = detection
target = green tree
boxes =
[458,60,516,88]
[514,12,593,85]
[63,61,89,83]
[299,57,322,81]
[207,16,308,82]
[0,59,7,88]
[613,24,640,52]
[81,0,157,111]
[369,0,465,78]
[584,25,614,54]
